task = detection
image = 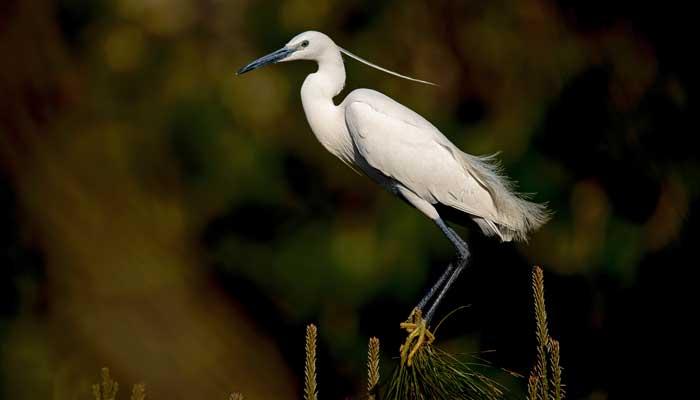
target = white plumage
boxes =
[238,30,550,321]
[279,31,549,242]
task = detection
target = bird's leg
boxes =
[415,262,455,312]
[399,263,453,366]
[425,257,467,324]
[424,218,471,324]
[414,219,467,315]
[438,219,470,260]
[399,218,470,366]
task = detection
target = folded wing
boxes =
[343,89,549,242]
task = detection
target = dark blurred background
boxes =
[0,0,694,399]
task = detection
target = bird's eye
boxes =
[301,40,309,48]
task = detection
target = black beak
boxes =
[237,47,295,75]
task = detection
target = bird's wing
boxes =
[343,91,499,221]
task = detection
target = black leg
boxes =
[425,257,467,323]
[436,218,469,259]
[423,218,471,324]
[416,262,455,312]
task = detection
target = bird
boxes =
[237,31,549,356]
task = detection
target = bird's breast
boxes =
[301,96,357,168]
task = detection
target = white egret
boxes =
[237,31,549,336]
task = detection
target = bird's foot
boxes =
[399,308,434,366]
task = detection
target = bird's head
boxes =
[236,31,336,75]
[237,31,436,86]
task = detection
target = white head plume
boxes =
[339,47,437,87]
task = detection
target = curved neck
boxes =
[301,49,345,102]
[300,49,354,164]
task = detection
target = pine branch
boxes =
[386,345,504,399]
[528,374,540,400]
[532,266,550,399]
[130,383,146,400]
[92,367,118,400]
[549,339,563,400]
[304,324,318,400]
[367,337,380,400]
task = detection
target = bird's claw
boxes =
[399,308,434,366]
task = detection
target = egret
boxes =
[237,31,549,360]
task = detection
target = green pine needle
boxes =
[385,344,505,400]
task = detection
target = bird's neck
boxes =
[300,51,354,164]
[301,50,346,101]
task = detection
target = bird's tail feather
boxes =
[459,152,551,242]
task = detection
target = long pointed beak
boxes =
[237,47,294,75]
